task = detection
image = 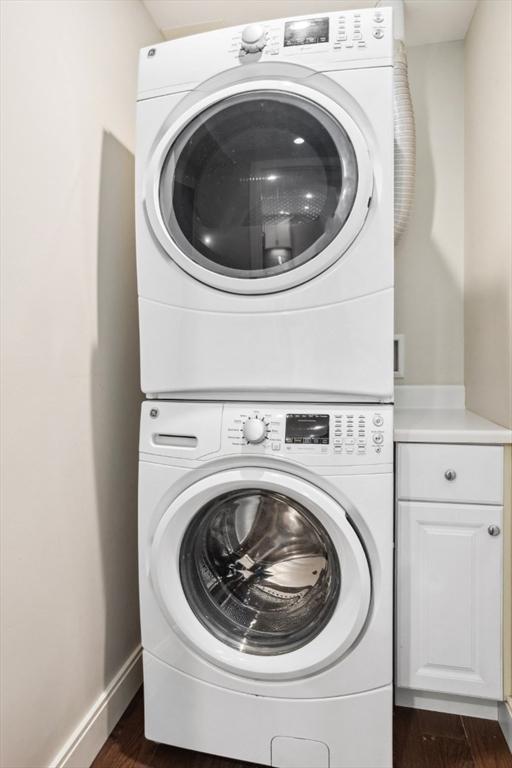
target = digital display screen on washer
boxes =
[285,414,330,444]
[284,18,329,47]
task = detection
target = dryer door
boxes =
[144,81,373,294]
[150,467,371,680]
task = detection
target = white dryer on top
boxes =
[136,8,394,402]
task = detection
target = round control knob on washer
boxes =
[243,417,268,444]
[241,23,267,53]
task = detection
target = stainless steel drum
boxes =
[180,488,341,655]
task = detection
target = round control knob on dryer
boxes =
[241,23,267,53]
[243,417,267,444]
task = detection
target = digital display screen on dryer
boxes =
[286,414,329,444]
[284,18,329,47]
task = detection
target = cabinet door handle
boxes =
[444,469,457,481]
[488,525,501,537]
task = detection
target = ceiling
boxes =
[142,0,478,47]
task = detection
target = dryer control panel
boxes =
[229,7,393,62]
[222,404,393,465]
[138,8,393,99]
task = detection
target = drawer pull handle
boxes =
[488,525,501,537]
[444,469,457,481]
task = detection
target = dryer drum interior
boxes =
[179,488,341,655]
[159,91,359,279]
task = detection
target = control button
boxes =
[374,13,384,22]
[373,414,384,427]
[352,32,362,41]
[334,446,342,453]
[272,442,281,451]
[373,28,384,39]
[373,432,384,445]
[241,23,267,53]
[243,416,268,444]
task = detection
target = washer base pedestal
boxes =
[143,651,392,768]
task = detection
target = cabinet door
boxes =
[396,501,503,699]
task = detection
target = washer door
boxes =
[144,81,373,294]
[150,468,371,680]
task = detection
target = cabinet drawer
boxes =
[397,444,503,504]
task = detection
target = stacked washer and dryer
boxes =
[136,8,394,768]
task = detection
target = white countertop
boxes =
[394,408,512,444]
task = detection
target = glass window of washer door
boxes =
[179,489,341,655]
[159,91,359,279]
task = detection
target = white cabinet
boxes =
[396,444,504,702]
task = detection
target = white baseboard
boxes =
[395,688,498,720]
[395,385,466,409]
[49,646,142,768]
[499,698,512,753]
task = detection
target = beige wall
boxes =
[464,0,512,700]
[395,41,465,385]
[464,0,512,429]
[0,2,161,767]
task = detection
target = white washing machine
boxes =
[136,8,394,402]
[139,401,393,767]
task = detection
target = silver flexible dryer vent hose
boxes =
[393,39,416,242]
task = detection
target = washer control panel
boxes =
[222,405,393,464]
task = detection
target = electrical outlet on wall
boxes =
[394,334,405,378]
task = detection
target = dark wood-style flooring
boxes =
[92,689,512,768]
